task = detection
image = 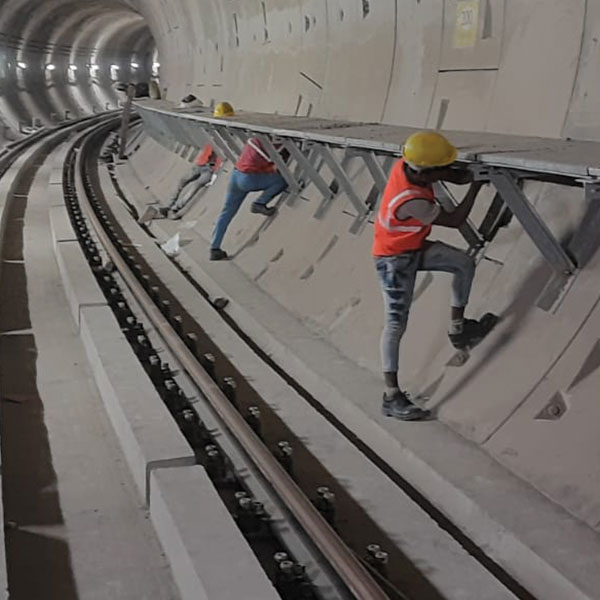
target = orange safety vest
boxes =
[195,145,222,171]
[372,159,436,256]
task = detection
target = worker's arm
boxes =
[434,181,485,228]
[438,166,473,185]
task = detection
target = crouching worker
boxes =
[210,137,288,261]
[374,131,487,421]
[162,145,222,217]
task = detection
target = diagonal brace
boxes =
[254,134,300,195]
[283,139,334,201]
[489,168,575,274]
[315,145,367,217]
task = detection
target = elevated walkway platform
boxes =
[138,99,600,178]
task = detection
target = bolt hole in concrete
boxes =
[0,177,78,599]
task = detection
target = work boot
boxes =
[210,248,228,261]
[448,314,498,350]
[381,390,430,421]
[250,203,277,216]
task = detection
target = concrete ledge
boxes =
[79,305,195,502]
[150,466,279,600]
[49,205,77,243]
[54,240,106,326]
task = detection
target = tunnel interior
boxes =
[0,0,155,138]
[1,2,600,598]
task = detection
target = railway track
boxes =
[0,114,535,600]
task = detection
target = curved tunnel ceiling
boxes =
[0,0,153,136]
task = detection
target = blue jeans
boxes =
[375,241,475,373]
[211,169,287,249]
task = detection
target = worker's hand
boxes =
[441,166,473,185]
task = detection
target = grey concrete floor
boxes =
[0,166,179,599]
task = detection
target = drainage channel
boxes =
[65,121,394,600]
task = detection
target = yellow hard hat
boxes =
[213,101,235,118]
[402,131,458,169]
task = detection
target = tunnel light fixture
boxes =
[45,63,56,71]
[130,62,139,69]
[89,64,100,74]
[68,64,78,71]
[17,61,27,70]
[111,64,120,70]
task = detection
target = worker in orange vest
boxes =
[161,144,222,217]
[373,131,488,421]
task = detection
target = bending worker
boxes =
[162,144,222,217]
[373,131,487,421]
[210,136,288,261]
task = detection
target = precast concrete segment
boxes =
[126,0,600,142]
[78,304,196,503]
[105,163,519,600]
[119,133,600,600]
[54,241,107,326]
[149,467,280,600]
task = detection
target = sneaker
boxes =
[381,391,430,421]
[448,314,498,350]
[250,203,277,216]
[210,248,228,261]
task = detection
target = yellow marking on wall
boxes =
[454,0,480,48]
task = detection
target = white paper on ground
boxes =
[161,232,180,257]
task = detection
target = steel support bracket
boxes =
[254,134,300,196]
[489,168,576,274]
[202,123,239,163]
[568,179,600,268]
[313,146,366,220]
[283,139,334,207]
[348,149,390,194]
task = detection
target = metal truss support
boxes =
[489,168,576,274]
[314,146,366,219]
[282,139,334,205]
[346,149,389,195]
[204,124,240,163]
[254,134,301,196]
[568,180,600,268]
[217,126,244,156]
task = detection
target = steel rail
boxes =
[75,124,389,600]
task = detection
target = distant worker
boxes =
[210,110,288,260]
[161,145,222,216]
[374,131,493,421]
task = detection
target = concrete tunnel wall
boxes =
[1,0,599,535]
[127,0,600,533]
